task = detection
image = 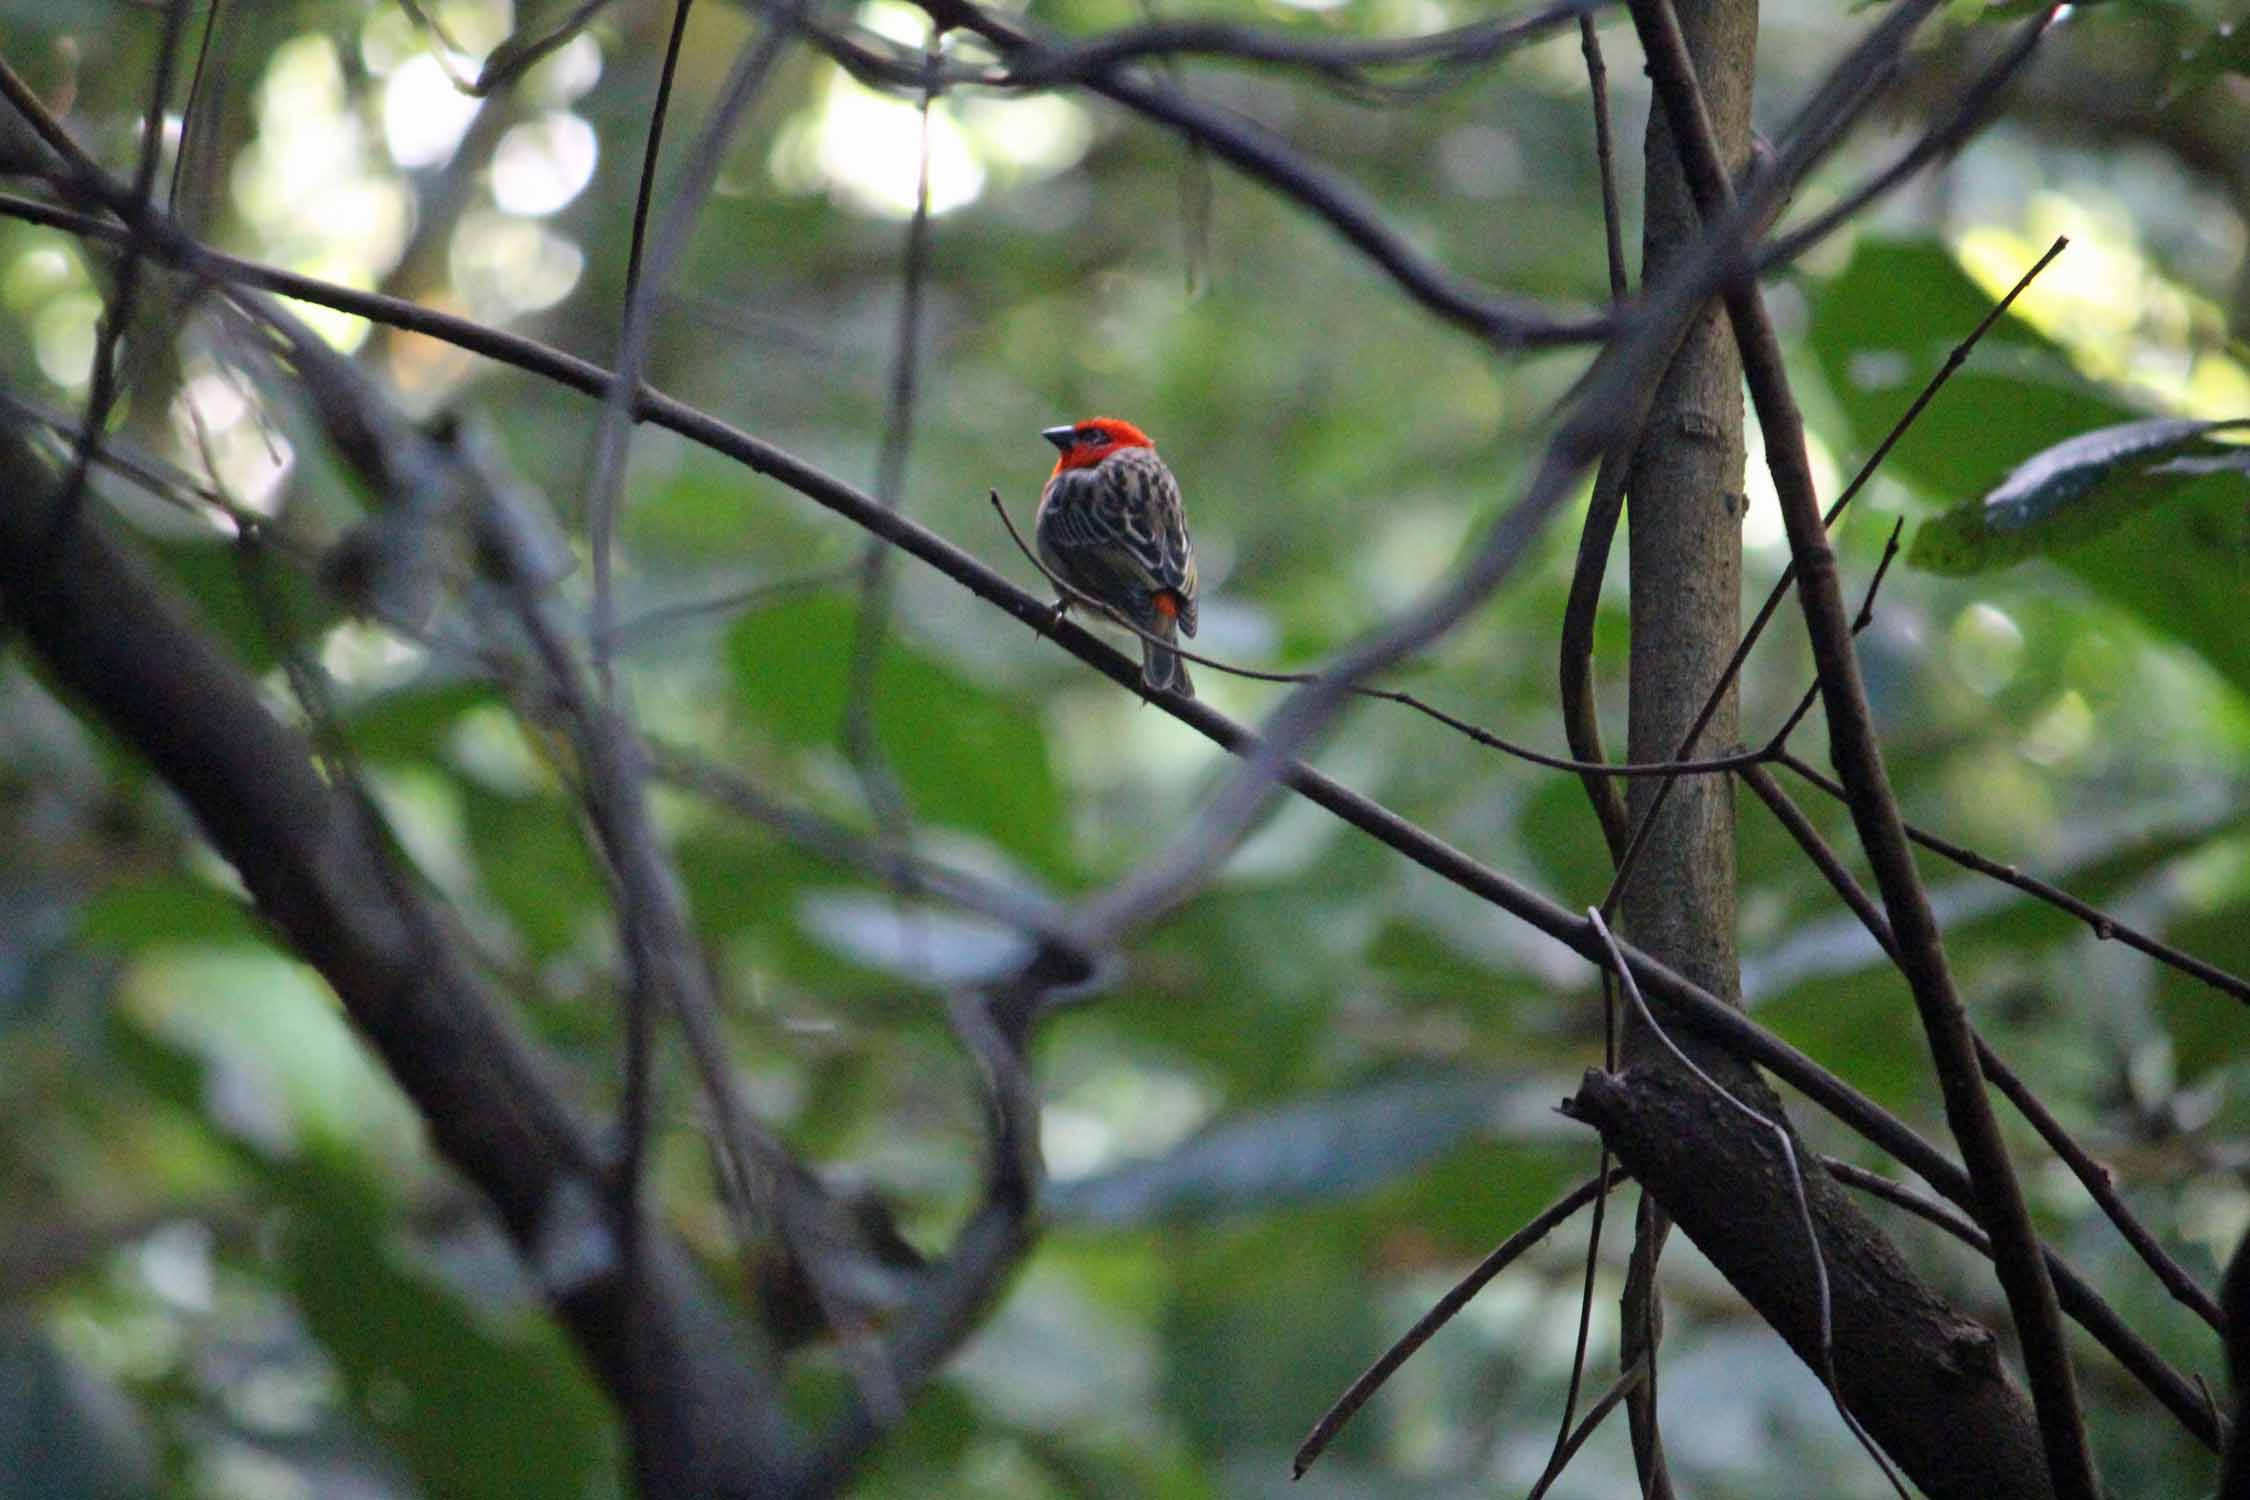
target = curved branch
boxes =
[907,0,1609,350]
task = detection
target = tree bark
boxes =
[1568,1068,2056,1500]
[1618,0,1759,1485]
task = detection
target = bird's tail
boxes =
[1141,627,1194,699]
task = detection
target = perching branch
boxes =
[990,489,1768,781]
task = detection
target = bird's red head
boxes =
[1042,417,1154,474]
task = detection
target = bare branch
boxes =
[800,0,1604,100]
[986,0,1599,89]
[1759,9,2058,273]
[1295,1169,1624,1478]
[47,0,191,545]
[1527,1356,1648,1500]
[587,6,801,694]
[1776,751,2250,1007]
[1825,1158,2223,1450]
[623,0,698,315]
[904,0,1610,350]
[840,27,940,872]
[1746,758,2228,1337]
[1555,11,1636,861]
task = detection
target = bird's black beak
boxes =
[1041,425,1077,453]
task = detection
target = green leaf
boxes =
[1809,239,2137,505]
[274,1167,613,1498]
[148,541,338,676]
[2048,478,2250,699]
[78,877,263,950]
[1904,416,2250,696]
[1908,419,2250,574]
[2154,900,2250,1081]
[726,596,1068,874]
[1815,240,2250,698]
[460,785,607,960]
[346,677,499,761]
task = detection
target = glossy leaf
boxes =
[1909,419,2250,574]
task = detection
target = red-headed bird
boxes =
[1034,417,1200,698]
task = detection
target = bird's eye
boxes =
[1078,428,1102,446]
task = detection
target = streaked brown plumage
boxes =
[1034,417,1200,697]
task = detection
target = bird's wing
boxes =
[1069,449,1197,631]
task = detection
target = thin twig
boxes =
[1,43,2185,1219]
[587,3,803,696]
[918,0,1610,350]
[13,195,2216,1455]
[1758,8,2059,273]
[1527,1357,1649,1500]
[1739,759,2222,1330]
[0,401,806,1500]
[473,0,619,96]
[605,0,696,1297]
[1547,959,1623,1492]
[47,0,193,547]
[990,0,1601,87]
[168,0,223,221]
[1293,1169,1622,1478]
[1581,17,1629,306]
[1555,10,1636,863]
[1775,751,2250,1005]
[1764,518,1905,749]
[841,28,941,867]
[1976,1045,2223,1331]
[795,977,1047,1491]
[799,0,1607,101]
[6,194,2193,1094]
[623,0,696,315]
[1544,1141,1615,1482]
[1549,16,1634,1465]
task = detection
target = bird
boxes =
[1033,417,1200,698]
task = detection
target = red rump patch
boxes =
[1152,592,1179,620]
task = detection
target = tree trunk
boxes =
[1618,0,1758,1486]
[1599,0,2060,1494]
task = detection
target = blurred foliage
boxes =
[2,0,2249,1495]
